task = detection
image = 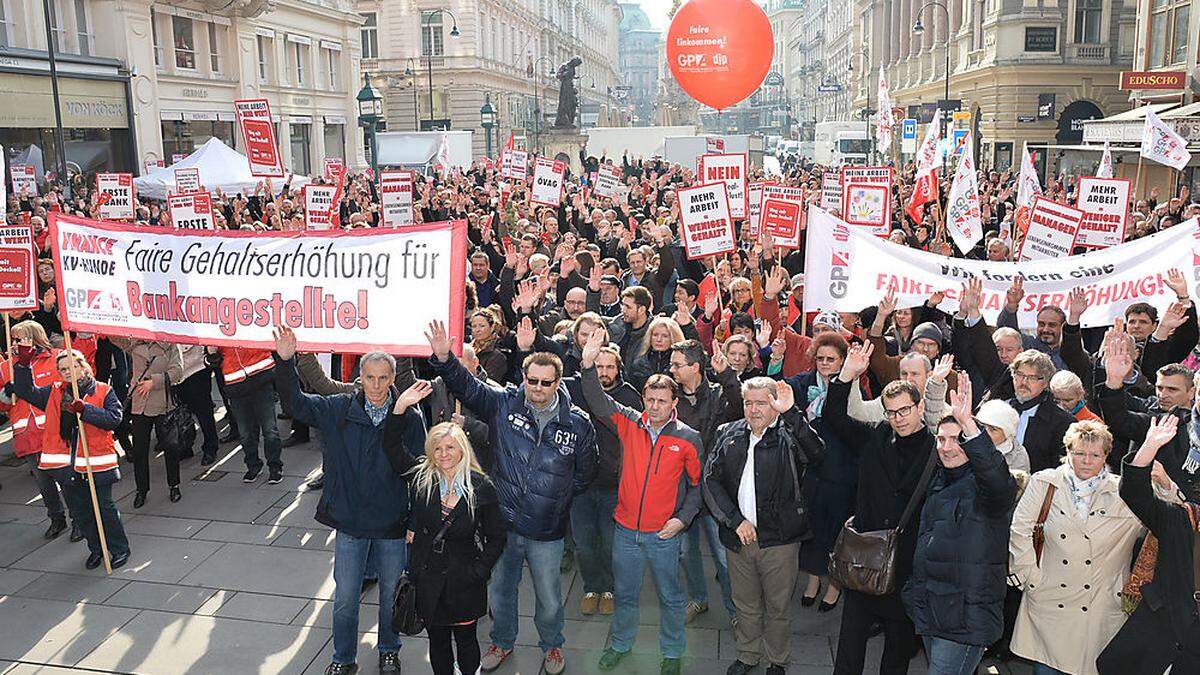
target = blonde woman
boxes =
[390,421,507,675]
[1008,420,1145,675]
[628,316,684,390]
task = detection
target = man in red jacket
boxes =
[578,329,701,675]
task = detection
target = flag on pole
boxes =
[504,131,515,152]
[1141,108,1192,171]
[946,130,982,254]
[1015,146,1042,234]
[877,72,896,152]
[1096,142,1114,178]
[905,109,942,224]
[435,134,452,174]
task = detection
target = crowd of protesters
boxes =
[2,146,1200,675]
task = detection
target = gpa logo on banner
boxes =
[63,287,123,312]
[829,221,853,299]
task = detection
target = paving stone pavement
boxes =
[0,413,1034,674]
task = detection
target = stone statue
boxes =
[554,57,583,129]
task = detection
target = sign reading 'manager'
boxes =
[50,214,468,355]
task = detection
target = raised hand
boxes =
[424,320,452,362]
[958,278,982,318]
[877,288,897,321]
[1167,268,1189,300]
[395,380,434,413]
[1005,275,1025,312]
[673,305,694,327]
[770,379,795,413]
[756,321,773,348]
[703,291,720,320]
[711,348,729,373]
[948,376,974,429]
[930,354,955,383]
[1067,287,1090,324]
[764,266,788,299]
[516,316,537,351]
[1103,333,1134,388]
[273,325,298,361]
[1133,415,1180,467]
[588,261,603,291]
[839,340,874,382]
[581,325,606,368]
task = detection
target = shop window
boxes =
[291,123,311,175]
[360,12,377,59]
[73,0,91,55]
[1150,0,1190,66]
[173,16,196,70]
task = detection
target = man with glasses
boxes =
[1007,350,1074,472]
[425,320,597,675]
[825,341,936,675]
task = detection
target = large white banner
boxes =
[1075,176,1130,249]
[1019,197,1083,261]
[50,214,468,355]
[698,153,748,219]
[380,170,414,227]
[167,193,215,230]
[803,206,1200,328]
[678,182,735,259]
[530,157,565,207]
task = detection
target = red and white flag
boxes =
[1141,107,1192,171]
[877,72,896,152]
[905,110,942,224]
[434,134,452,173]
[1096,142,1114,179]
[946,131,982,254]
[1015,146,1042,234]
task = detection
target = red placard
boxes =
[234,99,285,178]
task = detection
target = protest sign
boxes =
[841,166,893,235]
[1018,196,1083,261]
[234,98,285,178]
[821,173,842,212]
[174,167,201,195]
[303,185,338,230]
[761,198,803,249]
[172,154,187,164]
[0,226,37,311]
[501,148,528,181]
[530,157,566,207]
[594,164,622,199]
[946,131,982,254]
[747,182,767,236]
[1075,176,1131,249]
[324,158,345,182]
[380,170,415,227]
[168,193,215,230]
[96,173,135,221]
[143,159,164,175]
[50,214,468,356]
[706,137,725,154]
[11,165,36,197]
[0,145,5,225]
[678,182,735,259]
[803,205,1200,329]
[698,153,748,219]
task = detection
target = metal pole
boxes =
[867,63,874,164]
[369,120,378,176]
[41,0,69,200]
[426,44,434,131]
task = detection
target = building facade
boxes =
[852,0,1135,171]
[358,0,623,158]
[617,2,659,127]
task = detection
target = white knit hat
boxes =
[975,400,1020,441]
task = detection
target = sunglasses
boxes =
[525,377,558,388]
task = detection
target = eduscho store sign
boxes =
[1119,71,1187,90]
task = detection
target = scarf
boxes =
[1066,464,1108,517]
[1070,400,1086,416]
[806,374,829,421]
[1185,405,1200,474]
[1122,503,1200,614]
[439,472,466,502]
[995,438,1015,457]
[1010,391,1045,413]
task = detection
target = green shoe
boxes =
[598,648,627,671]
[661,657,682,675]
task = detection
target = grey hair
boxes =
[741,376,777,396]
[1049,370,1085,397]
[992,327,1021,345]
[359,351,396,374]
[1009,349,1055,380]
[899,352,932,372]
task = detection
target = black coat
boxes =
[407,473,507,626]
[676,368,744,460]
[564,375,643,491]
[1096,462,1200,675]
[1097,385,1200,502]
[703,407,825,551]
[1014,391,1075,473]
[627,348,672,391]
[902,434,1016,646]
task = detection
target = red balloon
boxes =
[666,0,775,111]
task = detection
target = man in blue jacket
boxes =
[425,320,597,675]
[274,326,426,675]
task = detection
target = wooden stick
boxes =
[1134,155,1145,200]
[62,331,112,574]
[3,313,11,363]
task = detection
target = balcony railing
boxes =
[1070,44,1108,62]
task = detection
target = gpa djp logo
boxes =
[63,287,123,313]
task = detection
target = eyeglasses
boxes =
[525,377,559,388]
[883,404,918,419]
[1013,371,1045,383]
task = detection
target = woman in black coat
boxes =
[384,416,507,675]
[1097,415,1200,675]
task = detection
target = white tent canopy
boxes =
[133,138,310,200]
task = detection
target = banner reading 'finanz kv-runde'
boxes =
[50,214,467,356]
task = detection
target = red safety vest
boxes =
[0,349,60,457]
[219,347,275,385]
[38,380,118,473]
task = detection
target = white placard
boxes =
[841,166,893,236]
[698,153,748,219]
[304,184,338,230]
[678,182,735,260]
[502,148,528,181]
[174,167,201,195]
[821,173,842,212]
[530,157,565,207]
[168,192,215,229]
[1018,196,1084,261]
[747,182,766,236]
[1075,176,1131,249]
[10,165,36,198]
[380,170,415,227]
[594,164,622,199]
[96,173,135,221]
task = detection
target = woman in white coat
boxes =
[1008,420,1145,675]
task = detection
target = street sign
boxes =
[817,83,843,93]
[765,71,785,87]
[1018,115,1037,123]
[901,118,917,154]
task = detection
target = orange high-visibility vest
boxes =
[0,349,61,457]
[219,347,275,385]
[38,380,118,473]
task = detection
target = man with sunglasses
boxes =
[425,320,596,675]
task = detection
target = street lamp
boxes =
[913,1,951,179]
[480,94,497,157]
[421,9,459,131]
[532,56,555,154]
[357,72,384,176]
[404,58,420,131]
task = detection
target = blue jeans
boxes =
[229,390,282,472]
[611,524,687,658]
[682,514,736,614]
[62,473,130,558]
[570,487,617,594]
[487,534,565,652]
[333,531,407,665]
[1031,663,1069,675]
[922,637,985,675]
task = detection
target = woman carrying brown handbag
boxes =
[1008,420,1144,674]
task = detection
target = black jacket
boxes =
[405,473,508,626]
[703,407,825,551]
[676,368,744,460]
[1139,304,1199,377]
[822,377,935,588]
[902,433,1016,646]
[1013,391,1075,473]
[1097,462,1200,675]
[1097,385,1200,502]
[564,375,643,491]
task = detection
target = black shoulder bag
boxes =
[391,505,460,636]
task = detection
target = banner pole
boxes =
[1134,155,1145,200]
[63,331,112,574]
[3,313,11,361]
